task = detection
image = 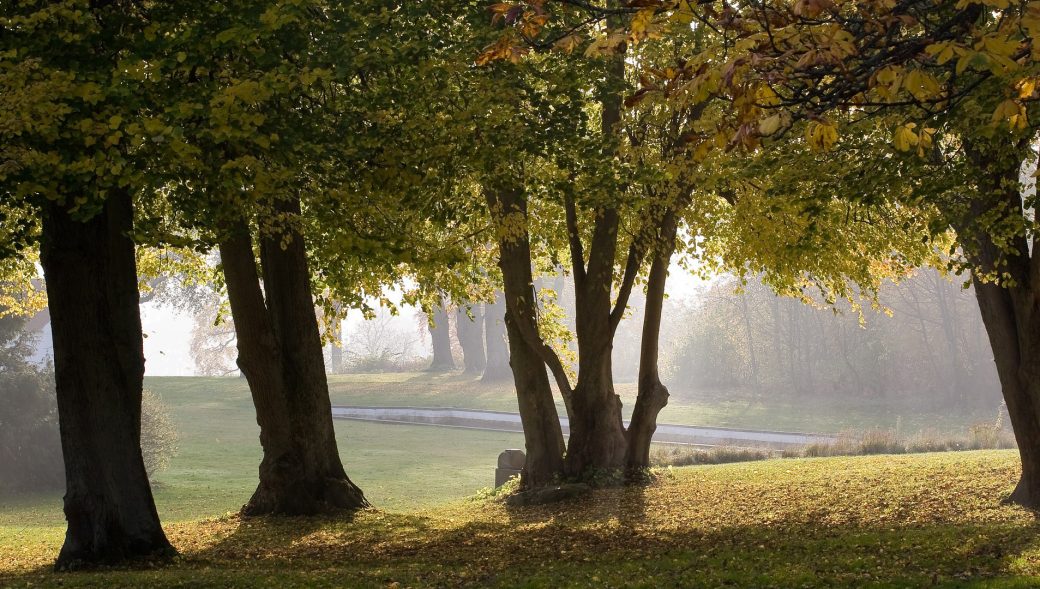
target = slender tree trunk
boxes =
[220,200,367,516]
[482,296,512,382]
[40,192,174,570]
[427,301,456,372]
[625,215,676,475]
[489,188,566,487]
[456,305,487,375]
[219,227,299,514]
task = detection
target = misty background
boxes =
[19,262,1005,430]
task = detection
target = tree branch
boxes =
[610,242,643,332]
[564,192,587,288]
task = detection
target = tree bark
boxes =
[960,138,1040,509]
[482,295,513,382]
[220,200,367,516]
[973,277,1040,509]
[456,305,487,375]
[39,192,175,570]
[427,301,456,372]
[488,188,566,487]
[625,213,677,475]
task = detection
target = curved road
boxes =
[331,405,836,449]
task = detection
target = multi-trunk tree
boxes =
[479,0,958,486]
[598,0,1040,508]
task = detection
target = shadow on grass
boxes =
[6,496,1040,587]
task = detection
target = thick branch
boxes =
[564,192,587,288]
[610,243,643,332]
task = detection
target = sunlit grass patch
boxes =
[3,451,1039,587]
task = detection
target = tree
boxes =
[456,304,488,375]
[426,300,458,372]
[668,0,1040,508]
[149,0,398,515]
[1,2,179,567]
[482,294,513,382]
[480,0,954,483]
[0,313,63,494]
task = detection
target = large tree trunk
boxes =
[220,201,367,516]
[427,301,456,372]
[489,188,566,487]
[625,214,677,475]
[973,278,1040,509]
[565,344,627,477]
[482,295,512,382]
[39,192,174,570]
[563,206,628,478]
[960,138,1040,509]
[456,305,487,375]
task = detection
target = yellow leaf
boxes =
[991,99,1028,130]
[759,113,783,136]
[1018,78,1038,99]
[806,121,838,151]
[892,124,919,152]
[554,34,582,54]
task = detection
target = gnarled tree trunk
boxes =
[40,192,174,570]
[456,305,486,375]
[220,199,367,516]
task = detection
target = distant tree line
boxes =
[663,271,1001,410]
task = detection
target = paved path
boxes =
[331,405,836,449]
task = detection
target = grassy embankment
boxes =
[2,451,1038,587]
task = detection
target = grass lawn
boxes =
[0,374,1000,528]
[146,373,996,436]
[2,451,1038,587]
[319,372,997,434]
[1,375,526,531]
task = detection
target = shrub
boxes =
[651,445,776,467]
[0,310,179,493]
[799,432,860,458]
[905,429,959,454]
[965,421,1016,451]
[0,368,64,493]
[651,422,1018,469]
[141,389,179,477]
[858,428,906,455]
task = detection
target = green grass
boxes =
[1,375,526,530]
[323,372,994,433]
[0,374,1013,586]
[3,451,1039,587]
[145,372,1003,435]
[1,373,998,530]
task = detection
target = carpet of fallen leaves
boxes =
[3,451,1040,588]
